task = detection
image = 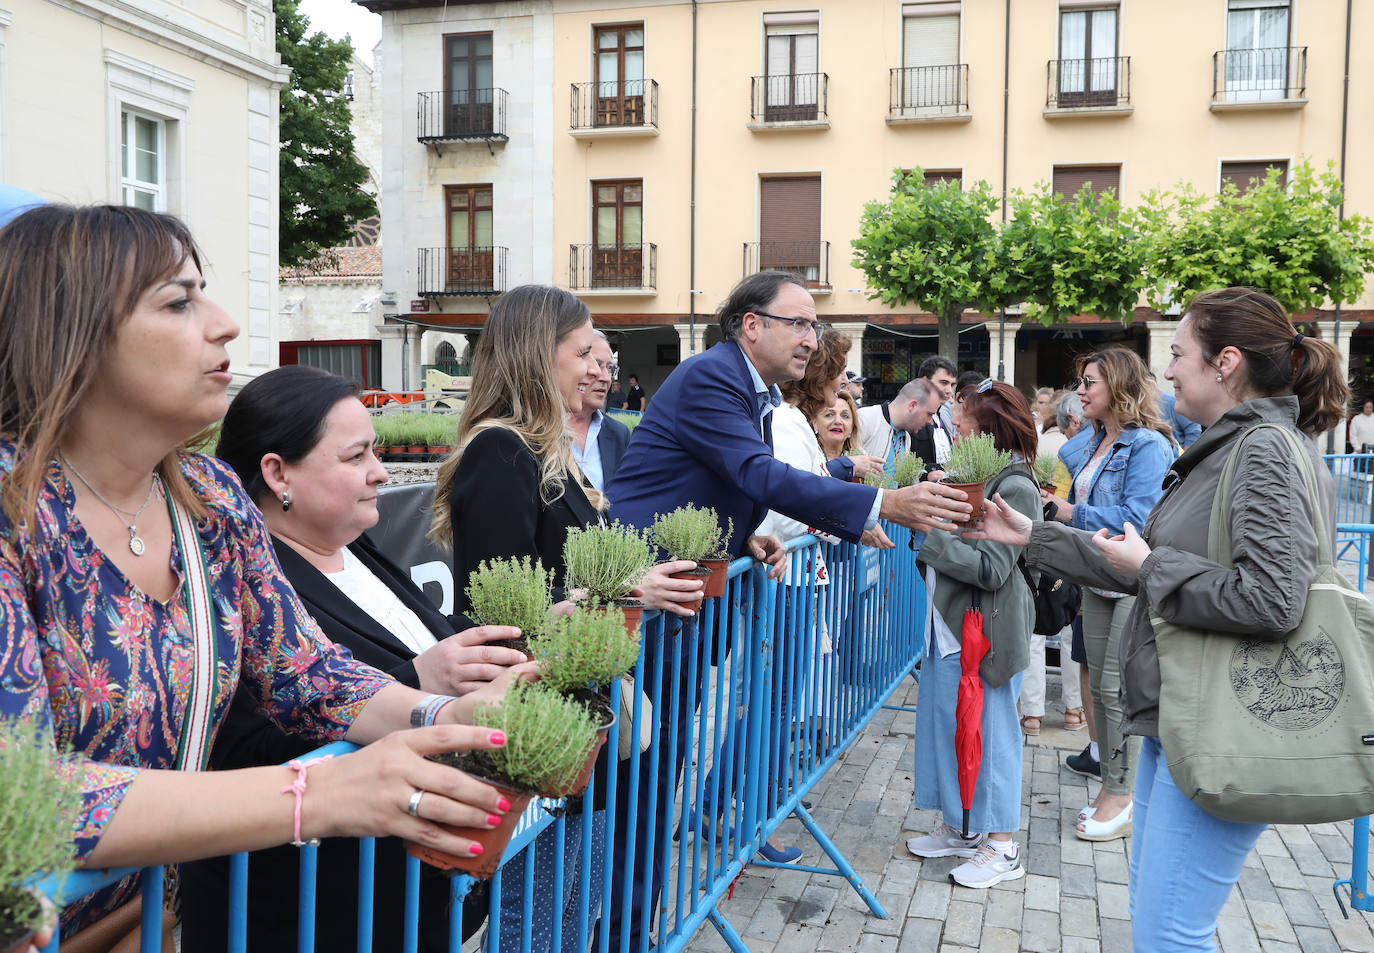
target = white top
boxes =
[1352,412,1374,451]
[325,547,440,656]
[1071,453,1125,601]
[856,404,901,461]
[925,565,960,659]
[756,402,833,586]
[1038,429,1068,461]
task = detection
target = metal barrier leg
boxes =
[1335,815,1372,918]
[704,906,755,953]
[228,852,248,953]
[786,805,888,918]
[139,867,162,953]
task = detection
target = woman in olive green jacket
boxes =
[968,288,1348,952]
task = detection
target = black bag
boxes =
[1017,557,1081,635]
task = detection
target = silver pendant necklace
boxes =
[59,453,163,556]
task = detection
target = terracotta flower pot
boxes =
[697,558,730,599]
[0,929,34,953]
[406,778,533,878]
[552,702,615,798]
[943,480,987,522]
[670,564,712,602]
[406,444,426,454]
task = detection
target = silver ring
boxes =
[406,789,425,817]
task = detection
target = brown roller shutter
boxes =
[1052,165,1120,201]
[760,176,821,243]
[1220,160,1288,194]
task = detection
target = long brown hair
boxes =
[428,285,594,547]
[1185,287,1348,436]
[781,327,850,422]
[958,380,1038,461]
[0,204,206,526]
[1077,347,1173,443]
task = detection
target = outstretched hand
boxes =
[1090,521,1151,579]
[957,493,1033,546]
[747,534,787,580]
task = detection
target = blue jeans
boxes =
[1129,736,1267,953]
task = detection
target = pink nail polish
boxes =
[469,843,484,856]
[498,797,511,812]
[487,813,501,826]
[490,731,507,746]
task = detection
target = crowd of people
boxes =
[0,203,1356,953]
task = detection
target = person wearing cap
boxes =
[845,370,866,405]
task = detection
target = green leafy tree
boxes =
[1135,161,1374,314]
[276,0,377,267]
[852,169,1015,359]
[1000,182,1148,325]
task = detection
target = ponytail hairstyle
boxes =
[1076,347,1174,444]
[1184,287,1349,437]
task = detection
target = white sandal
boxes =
[1076,802,1132,842]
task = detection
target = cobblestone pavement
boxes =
[681,675,1374,953]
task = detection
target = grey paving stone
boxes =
[788,884,839,927]
[980,926,1021,953]
[1257,829,1290,857]
[1092,847,1128,885]
[1060,835,1095,867]
[856,933,899,953]
[1239,862,1281,903]
[1098,916,1134,953]
[1059,862,1097,899]
[1028,816,1060,846]
[1287,843,1334,878]
[773,924,823,953]
[1061,896,1099,939]
[896,917,943,953]
[981,887,1022,931]
[1262,852,1311,890]
[1258,941,1303,953]
[1217,913,1261,953]
[1061,937,1101,953]
[904,880,950,921]
[1021,908,1062,953]
[744,899,792,943]
[1249,898,1299,943]
[1025,842,1061,879]
[941,899,983,948]
[1095,881,1130,920]
[865,894,907,936]
[1276,886,1327,929]
[816,907,869,953]
[1292,925,1342,953]
[1024,874,1060,912]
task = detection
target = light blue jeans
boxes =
[1129,737,1267,952]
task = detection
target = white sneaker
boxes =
[949,841,1026,889]
[906,823,985,859]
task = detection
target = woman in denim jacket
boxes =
[1041,348,1174,842]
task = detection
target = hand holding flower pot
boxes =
[941,433,1012,523]
[649,506,734,600]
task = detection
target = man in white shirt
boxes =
[910,356,958,468]
[856,377,943,468]
[569,332,631,491]
[1352,399,1374,453]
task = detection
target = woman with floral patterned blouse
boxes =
[0,205,528,938]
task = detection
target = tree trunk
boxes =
[938,307,962,367]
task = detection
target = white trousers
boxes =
[1018,626,1083,716]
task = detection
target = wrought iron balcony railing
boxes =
[750,72,828,123]
[1213,46,1307,102]
[570,243,657,291]
[1046,57,1131,108]
[417,246,508,296]
[416,89,508,143]
[570,79,659,130]
[888,65,969,117]
[742,241,831,290]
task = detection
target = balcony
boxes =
[1211,47,1307,110]
[749,73,828,130]
[570,80,659,137]
[887,65,970,123]
[570,243,657,294]
[1044,57,1132,116]
[416,89,508,147]
[416,246,508,297]
[742,241,831,292]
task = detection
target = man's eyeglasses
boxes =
[1071,376,1103,390]
[754,312,826,338]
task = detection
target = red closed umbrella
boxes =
[955,598,990,838]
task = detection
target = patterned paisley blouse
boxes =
[0,443,394,928]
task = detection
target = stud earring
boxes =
[282,489,291,512]
[1215,374,1223,383]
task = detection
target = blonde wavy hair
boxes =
[1077,347,1174,444]
[428,285,597,548]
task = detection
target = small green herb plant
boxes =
[563,521,655,603]
[649,506,732,563]
[892,451,926,489]
[527,607,641,694]
[1033,455,1066,487]
[465,556,554,637]
[471,680,598,794]
[944,433,1013,484]
[864,469,896,489]
[0,721,80,949]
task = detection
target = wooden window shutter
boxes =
[760,176,822,244]
[1220,159,1288,194]
[1052,165,1120,201]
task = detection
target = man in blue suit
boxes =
[603,272,970,950]
[571,332,631,491]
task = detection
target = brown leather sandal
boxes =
[1063,707,1087,731]
[1020,715,1042,736]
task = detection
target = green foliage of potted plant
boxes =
[465,555,554,653]
[411,680,599,876]
[0,722,79,953]
[943,433,1012,522]
[892,451,926,489]
[649,506,733,599]
[528,608,639,696]
[864,469,896,490]
[1033,454,1066,490]
[608,411,642,431]
[563,522,655,634]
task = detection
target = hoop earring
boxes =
[282,489,291,512]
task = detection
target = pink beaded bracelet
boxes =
[281,755,333,847]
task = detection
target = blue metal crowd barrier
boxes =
[38,523,925,953]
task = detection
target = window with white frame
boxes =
[1224,0,1291,100]
[120,110,165,211]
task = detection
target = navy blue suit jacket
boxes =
[607,340,878,554]
[598,412,632,486]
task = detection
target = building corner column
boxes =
[831,321,867,377]
[674,322,709,363]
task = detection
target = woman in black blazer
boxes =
[429,285,703,952]
[179,365,528,953]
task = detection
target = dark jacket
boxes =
[1027,397,1334,737]
[598,411,632,487]
[918,463,1042,687]
[607,340,877,552]
[179,535,482,953]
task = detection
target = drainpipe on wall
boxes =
[1330,0,1353,453]
[996,0,1011,380]
[688,0,699,354]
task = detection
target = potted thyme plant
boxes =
[892,451,926,489]
[649,506,733,600]
[864,469,896,490]
[942,433,1012,522]
[562,522,656,635]
[0,722,79,953]
[1033,454,1066,491]
[411,680,598,876]
[465,555,555,654]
